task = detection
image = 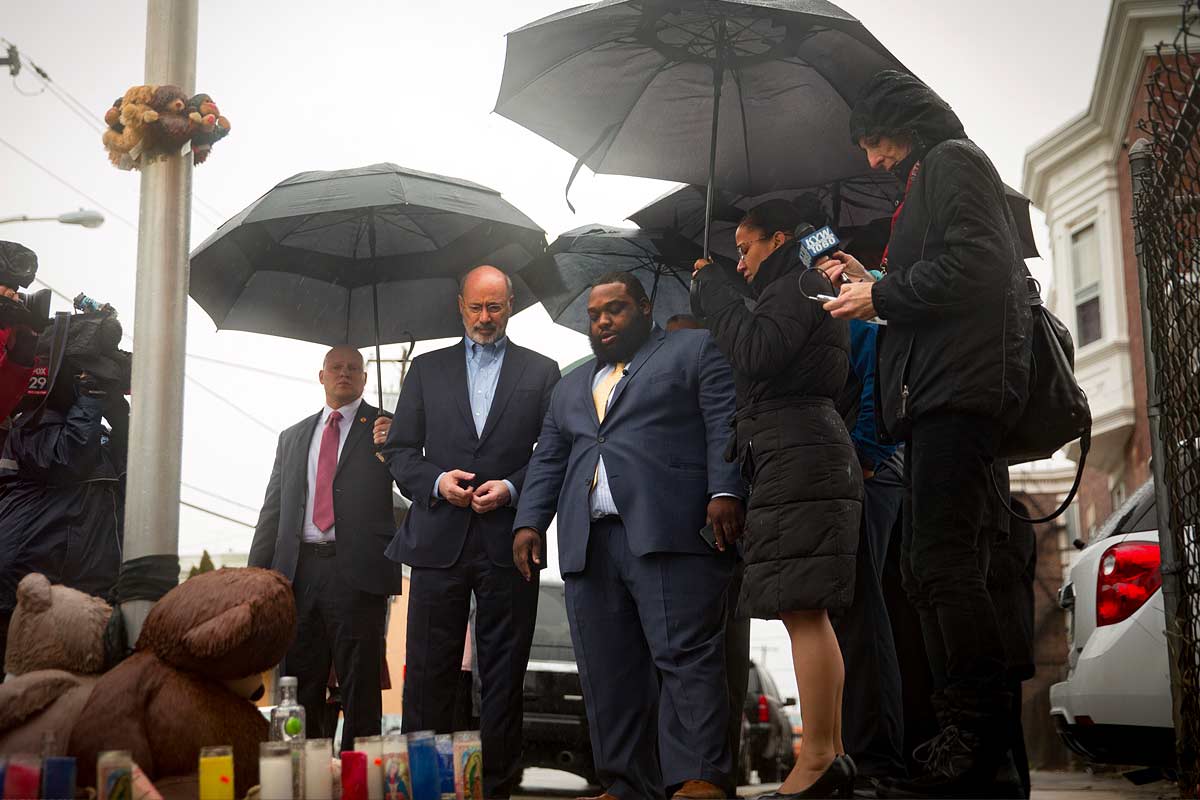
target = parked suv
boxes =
[521,581,596,784]
[1051,478,1175,767]
[744,660,797,782]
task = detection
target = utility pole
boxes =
[120,0,198,643]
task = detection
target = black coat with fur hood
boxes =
[849,71,1031,439]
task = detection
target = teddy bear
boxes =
[145,84,194,154]
[0,573,114,756]
[187,93,231,165]
[102,84,159,169]
[69,567,296,799]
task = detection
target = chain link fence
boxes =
[1130,2,1200,793]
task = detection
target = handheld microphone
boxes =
[794,223,842,269]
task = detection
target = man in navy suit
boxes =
[250,345,404,751]
[514,273,744,800]
[381,265,560,799]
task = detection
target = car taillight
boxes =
[757,694,769,723]
[1096,542,1162,627]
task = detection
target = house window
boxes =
[1072,224,1102,346]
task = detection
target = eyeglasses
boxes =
[736,237,771,260]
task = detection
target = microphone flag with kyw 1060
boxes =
[795,224,842,268]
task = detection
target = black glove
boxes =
[5,326,37,366]
[75,372,108,401]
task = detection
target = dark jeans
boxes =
[832,451,906,778]
[403,521,539,799]
[285,547,388,753]
[900,412,1007,698]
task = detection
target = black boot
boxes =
[879,690,1011,799]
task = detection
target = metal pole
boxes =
[0,216,55,225]
[1127,137,1188,768]
[702,20,727,261]
[120,0,198,642]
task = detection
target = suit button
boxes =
[598,436,606,443]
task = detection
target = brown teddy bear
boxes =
[145,84,194,153]
[69,568,296,799]
[0,573,113,755]
[101,84,159,169]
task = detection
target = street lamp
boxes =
[0,208,105,228]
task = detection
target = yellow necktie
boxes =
[591,362,625,489]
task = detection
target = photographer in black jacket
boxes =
[0,320,130,671]
[823,71,1032,797]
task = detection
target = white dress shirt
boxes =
[303,397,363,543]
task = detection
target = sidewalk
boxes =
[1030,770,1177,800]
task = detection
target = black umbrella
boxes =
[190,163,547,409]
[495,0,907,256]
[520,224,741,334]
[630,179,1041,260]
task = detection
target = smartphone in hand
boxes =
[699,523,719,550]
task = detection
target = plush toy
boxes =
[146,84,193,153]
[101,85,158,169]
[0,573,113,755]
[69,568,296,799]
[102,85,231,168]
[187,93,230,165]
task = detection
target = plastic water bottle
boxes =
[272,676,307,742]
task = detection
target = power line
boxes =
[0,133,137,229]
[185,375,279,435]
[180,499,254,529]
[185,352,311,384]
[182,481,262,514]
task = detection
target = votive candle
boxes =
[198,745,235,800]
[340,751,367,800]
[304,739,333,800]
[41,756,76,800]
[259,742,294,800]
[2,754,39,800]
[97,750,133,800]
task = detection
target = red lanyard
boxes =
[880,160,921,273]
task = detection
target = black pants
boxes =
[725,561,751,783]
[403,522,539,799]
[285,547,388,753]
[900,413,1007,699]
[832,451,906,778]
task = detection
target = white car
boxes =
[1051,478,1175,767]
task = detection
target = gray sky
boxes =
[1,0,1110,699]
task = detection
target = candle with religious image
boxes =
[382,734,410,800]
[451,732,482,800]
[98,750,133,800]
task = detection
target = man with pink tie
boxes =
[250,346,404,751]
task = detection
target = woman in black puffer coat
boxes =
[692,199,862,798]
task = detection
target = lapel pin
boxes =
[359,417,368,423]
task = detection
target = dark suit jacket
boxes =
[382,339,560,569]
[513,327,742,576]
[249,400,403,597]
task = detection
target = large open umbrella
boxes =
[520,224,740,333]
[630,179,1041,261]
[495,0,907,256]
[190,163,547,409]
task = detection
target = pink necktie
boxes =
[312,410,343,532]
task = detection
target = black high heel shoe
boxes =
[759,754,856,799]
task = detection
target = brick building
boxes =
[1012,0,1183,769]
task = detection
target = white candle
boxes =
[304,740,334,800]
[259,743,294,800]
[359,736,384,800]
